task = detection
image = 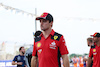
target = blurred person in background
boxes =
[72,56,78,67]
[25,31,41,67]
[12,46,27,67]
[83,56,87,67]
[87,32,100,67]
[87,37,94,47]
[83,37,94,67]
[78,56,83,67]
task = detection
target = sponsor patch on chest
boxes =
[49,41,57,49]
[38,49,42,53]
[93,49,97,55]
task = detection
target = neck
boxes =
[20,53,24,56]
[96,41,100,46]
[42,28,52,39]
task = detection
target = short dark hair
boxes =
[19,46,24,51]
[87,38,93,43]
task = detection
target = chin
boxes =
[41,28,46,31]
[42,29,46,31]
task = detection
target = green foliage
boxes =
[83,53,88,56]
[69,53,88,59]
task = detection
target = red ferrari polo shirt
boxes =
[89,44,100,67]
[32,29,69,67]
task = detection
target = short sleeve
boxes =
[58,35,69,55]
[32,41,37,56]
[89,48,93,57]
[13,56,17,61]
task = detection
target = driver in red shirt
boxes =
[31,12,69,67]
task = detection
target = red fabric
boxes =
[89,44,100,67]
[40,12,48,17]
[32,29,69,67]
[91,32,98,37]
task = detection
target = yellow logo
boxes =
[54,36,58,40]
[37,43,41,47]
[93,49,96,52]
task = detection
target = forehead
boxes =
[87,40,90,42]
[93,37,98,38]
[40,19,49,21]
[21,47,25,50]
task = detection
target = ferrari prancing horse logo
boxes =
[54,36,58,40]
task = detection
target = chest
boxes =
[17,56,25,61]
[35,37,60,55]
[36,39,59,49]
[92,46,100,57]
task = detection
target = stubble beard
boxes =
[41,26,49,31]
[22,51,25,55]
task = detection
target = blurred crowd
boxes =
[70,56,87,67]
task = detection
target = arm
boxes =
[31,56,37,67]
[87,57,92,67]
[12,61,22,65]
[83,58,88,62]
[87,47,93,67]
[58,36,69,67]
[31,41,37,67]
[62,54,70,67]
[12,61,17,65]
[12,56,22,65]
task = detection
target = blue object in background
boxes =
[0,60,16,67]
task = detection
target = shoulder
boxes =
[35,36,41,42]
[15,55,19,57]
[54,32,62,37]
[14,55,19,59]
[51,32,63,41]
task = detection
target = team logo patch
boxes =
[37,43,41,47]
[50,41,56,49]
[38,49,42,53]
[93,49,96,52]
[54,36,58,40]
[93,53,97,55]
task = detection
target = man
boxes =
[12,46,27,67]
[72,56,78,67]
[25,31,41,67]
[87,37,94,47]
[83,56,87,67]
[78,56,83,67]
[83,37,94,67]
[31,12,69,67]
[87,32,100,67]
